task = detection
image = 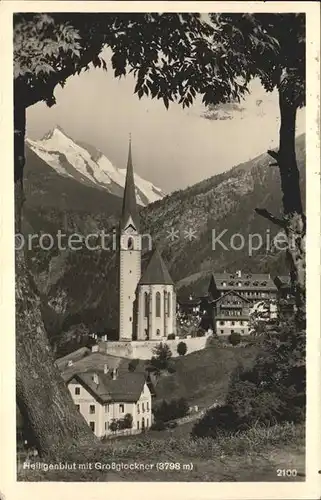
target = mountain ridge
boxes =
[26,127,165,207]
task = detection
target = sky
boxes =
[26,65,305,194]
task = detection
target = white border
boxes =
[0,2,320,500]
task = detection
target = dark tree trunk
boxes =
[278,87,306,329]
[14,98,98,460]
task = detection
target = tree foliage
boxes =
[14,13,283,110]
[153,397,189,423]
[192,317,305,438]
[177,341,187,356]
[228,331,241,346]
[150,342,173,371]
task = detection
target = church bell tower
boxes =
[118,137,141,341]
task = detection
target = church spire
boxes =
[120,135,140,231]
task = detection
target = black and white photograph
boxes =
[0,1,320,496]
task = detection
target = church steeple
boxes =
[120,136,140,232]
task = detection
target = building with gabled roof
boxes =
[136,248,176,340]
[211,289,251,336]
[208,270,277,304]
[273,274,296,318]
[138,248,174,286]
[59,348,152,437]
[118,139,176,342]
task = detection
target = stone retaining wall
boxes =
[98,334,211,360]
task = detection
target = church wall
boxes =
[98,334,211,360]
[151,284,166,340]
[164,285,176,336]
[136,284,151,340]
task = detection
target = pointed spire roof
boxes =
[139,248,174,285]
[120,136,140,231]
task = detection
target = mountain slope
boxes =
[22,134,305,341]
[26,127,165,206]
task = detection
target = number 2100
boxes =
[276,469,297,477]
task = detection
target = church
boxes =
[118,140,177,342]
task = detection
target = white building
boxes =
[58,349,152,437]
[119,139,176,342]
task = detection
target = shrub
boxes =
[167,363,176,373]
[150,342,172,371]
[109,414,133,431]
[153,397,189,423]
[128,358,139,372]
[192,404,242,438]
[229,331,241,346]
[167,333,175,340]
[196,328,205,337]
[109,420,119,433]
[177,341,187,356]
[122,413,133,429]
[150,420,166,431]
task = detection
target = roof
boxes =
[210,272,277,291]
[273,275,291,288]
[211,289,250,304]
[139,248,174,285]
[60,351,124,382]
[69,371,147,404]
[215,315,249,321]
[120,139,140,231]
[177,298,202,307]
[56,347,91,371]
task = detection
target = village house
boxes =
[210,289,251,336]
[273,274,296,318]
[176,271,280,336]
[176,295,213,333]
[57,347,152,437]
[208,270,278,304]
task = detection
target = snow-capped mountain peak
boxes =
[26,127,165,206]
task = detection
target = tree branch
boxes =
[267,149,279,163]
[255,208,286,228]
[16,43,106,109]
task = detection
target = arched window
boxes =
[156,292,161,317]
[167,292,171,317]
[164,291,167,315]
[127,237,134,249]
[144,292,149,317]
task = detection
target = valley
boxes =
[22,133,305,346]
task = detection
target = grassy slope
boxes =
[154,344,259,407]
[18,423,305,481]
[18,346,305,482]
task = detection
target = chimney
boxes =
[93,373,99,385]
[91,345,99,353]
[103,363,108,374]
[67,360,73,367]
